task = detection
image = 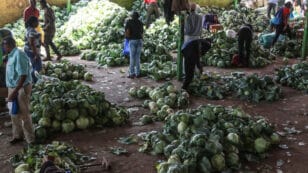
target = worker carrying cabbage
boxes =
[237,24,253,67]
[181,39,211,90]
[144,0,160,28]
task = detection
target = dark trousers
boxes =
[272,24,292,46]
[182,56,201,89]
[267,3,277,19]
[146,3,160,28]
[44,34,61,58]
[238,36,252,67]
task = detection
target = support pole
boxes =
[301,12,308,59]
[67,0,72,13]
[177,13,184,81]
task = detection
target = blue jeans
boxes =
[25,50,42,83]
[129,39,142,76]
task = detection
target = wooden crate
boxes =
[210,24,223,33]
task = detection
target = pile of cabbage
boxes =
[12,141,92,173]
[201,31,271,68]
[140,60,176,81]
[138,104,280,173]
[219,7,268,32]
[129,82,189,122]
[41,61,93,81]
[188,72,282,103]
[271,39,302,58]
[31,80,129,141]
[275,62,308,92]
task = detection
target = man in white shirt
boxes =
[268,0,279,19]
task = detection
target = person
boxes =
[181,39,211,90]
[238,24,253,67]
[184,3,203,44]
[23,0,40,27]
[24,16,42,83]
[2,36,35,145]
[125,12,144,78]
[268,0,279,19]
[144,0,159,28]
[40,155,65,173]
[40,0,62,61]
[271,2,293,47]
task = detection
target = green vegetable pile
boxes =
[61,0,127,51]
[271,39,302,58]
[12,141,93,173]
[129,82,189,121]
[138,105,280,173]
[54,36,81,56]
[188,72,282,103]
[41,60,93,81]
[31,80,129,141]
[201,31,271,68]
[219,7,268,32]
[140,60,176,81]
[275,62,308,92]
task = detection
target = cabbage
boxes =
[167,155,181,164]
[62,120,75,133]
[270,133,280,145]
[166,85,176,94]
[38,117,51,127]
[211,153,226,171]
[153,140,166,155]
[254,137,270,153]
[83,72,93,81]
[156,98,165,108]
[67,109,79,120]
[14,163,29,173]
[72,71,79,79]
[149,102,159,114]
[157,162,170,173]
[177,122,187,134]
[76,116,90,129]
[226,133,239,145]
[140,115,153,125]
[35,126,47,140]
[52,120,61,131]
[226,152,239,167]
[198,156,212,173]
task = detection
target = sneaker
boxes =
[9,138,23,145]
[56,55,63,61]
[127,75,135,79]
[42,57,52,61]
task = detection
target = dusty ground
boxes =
[0,56,307,173]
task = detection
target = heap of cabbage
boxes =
[219,7,268,32]
[129,82,189,123]
[201,31,271,68]
[41,61,93,81]
[188,72,282,103]
[12,141,92,173]
[138,104,280,173]
[140,60,176,81]
[271,39,302,58]
[31,80,129,141]
[275,62,308,92]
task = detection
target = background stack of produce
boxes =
[41,60,93,81]
[275,62,308,92]
[12,141,92,173]
[138,105,280,173]
[31,80,129,141]
[272,40,302,58]
[201,31,271,68]
[188,72,282,103]
[129,82,189,122]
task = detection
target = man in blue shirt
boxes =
[2,36,35,145]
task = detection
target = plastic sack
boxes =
[7,97,18,116]
[123,39,130,56]
[225,29,237,39]
[258,32,286,48]
[34,71,60,84]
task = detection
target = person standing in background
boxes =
[24,16,42,83]
[2,36,35,145]
[184,3,203,44]
[23,0,40,26]
[237,24,253,67]
[144,0,160,28]
[40,0,62,61]
[125,12,144,78]
[268,0,279,19]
